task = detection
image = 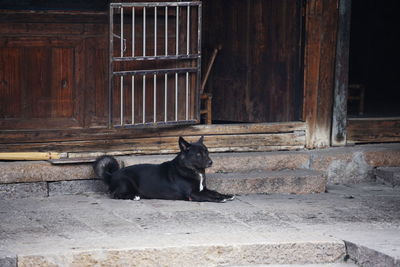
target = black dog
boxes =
[93,136,234,202]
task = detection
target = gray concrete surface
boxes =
[0,183,399,266]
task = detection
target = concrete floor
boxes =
[0,183,399,266]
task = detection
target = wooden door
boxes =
[203,0,304,123]
[0,37,83,130]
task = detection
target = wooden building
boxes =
[0,0,399,156]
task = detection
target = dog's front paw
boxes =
[224,195,235,201]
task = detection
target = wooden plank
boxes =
[0,132,305,153]
[202,0,303,123]
[347,119,400,144]
[303,0,339,148]
[331,0,351,146]
[0,122,306,144]
[0,47,22,118]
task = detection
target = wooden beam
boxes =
[0,122,306,144]
[0,132,306,153]
[347,118,400,144]
[303,0,339,148]
[331,0,351,146]
[0,122,307,154]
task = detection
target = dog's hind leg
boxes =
[111,179,139,200]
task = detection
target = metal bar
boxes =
[164,74,167,122]
[120,76,124,125]
[111,2,202,8]
[153,74,157,123]
[113,54,200,61]
[114,119,197,129]
[120,7,124,57]
[165,6,168,56]
[154,6,157,56]
[187,5,190,55]
[143,75,146,123]
[196,4,202,120]
[176,5,179,55]
[175,72,178,121]
[143,7,146,56]
[113,67,198,76]
[132,7,135,57]
[108,6,114,128]
[186,72,189,120]
[132,75,135,124]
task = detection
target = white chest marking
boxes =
[199,173,204,192]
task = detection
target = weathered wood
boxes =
[347,118,400,144]
[331,0,351,146]
[303,0,339,148]
[0,122,306,144]
[202,0,303,123]
[1,132,306,153]
[0,12,108,132]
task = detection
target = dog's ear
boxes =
[197,136,204,144]
[179,136,190,151]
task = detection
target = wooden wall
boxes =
[202,0,304,123]
[0,0,343,153]
[0,11,109,130]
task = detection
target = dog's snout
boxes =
[207,159,213,167]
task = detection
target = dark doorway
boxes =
[202,0,304,124]
[348,0,400,118]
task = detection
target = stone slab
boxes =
[208,151,311,173]
[0,161,94,184]
[48,179,108,196]
[1,183,400,266]
[0,249,16,267]
[0,182,47,200]
[309,151,374,185]
[207,169,326,194]
[346,241,400,267]
[1,144,400,186]
[375,167,400,187]
[17,239,345,267]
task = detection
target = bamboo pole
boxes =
[0,152,62,161]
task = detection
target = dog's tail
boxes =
[93,155,120,186]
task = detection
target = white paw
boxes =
[133,196,141,201]
[227,195,235,201]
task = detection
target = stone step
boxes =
[0,169,326,199]
[5,237,348,267]
[227,264,358,267]
[0,194,347,267]
[207,169,326,195]
[1,143,400,198]
[375,167,400,187]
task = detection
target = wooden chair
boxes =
[348,84,365,115]
[200,46,221,124]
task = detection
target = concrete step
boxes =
[1,143,400,199]
[375,167,400,187]
[228,264,358,267]
[2,184,399,266]
[207,169,326,195]
[0,169,326,199]
[0,194,347,267]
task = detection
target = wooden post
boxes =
[331,0,351,146]
[303,0,339,148]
